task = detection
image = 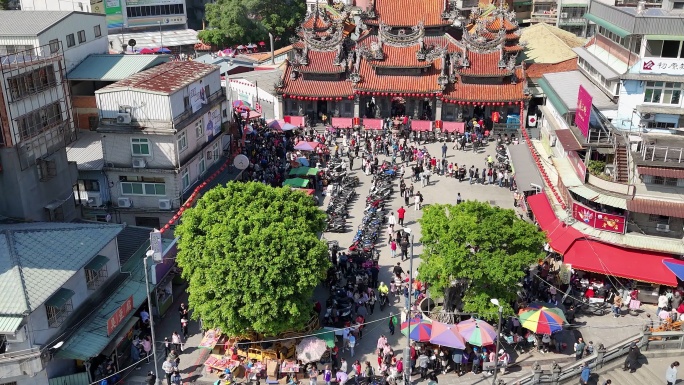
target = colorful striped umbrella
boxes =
[518,306,567,334]
[429,321,465,349]
[401,318,432,342]
[456,319,497,347]
[232,100,251,111]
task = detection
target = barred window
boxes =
[15,102,63,141]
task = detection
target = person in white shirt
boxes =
[387,213,396,229]
[667,361,680,385]
[498,349,510,374]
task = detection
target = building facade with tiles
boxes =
[275,0,531,130]
[94,61,228,228]
[526,0,684,298]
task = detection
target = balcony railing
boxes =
[559,17,587,25]
[531,13,558,22]
[172,89,225,128]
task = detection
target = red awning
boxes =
[527,193,584,254]
[284,116,305,127]
[363,118,383,130]
[442,121,465,133]
[527,193,557,229]
[564,239,678,286]
[547,224,584,255]
[411,120,433,132]
[331,117,353,128]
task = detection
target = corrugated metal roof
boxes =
[636,104,684,116]
[66,130,104,171]
[116,226,151,266]
[67,54,171,81]
[569,185,627,209]
[542,71,617,113]
[0,11,74,36]
[98,61,219,95]
[572,47,620,81]
[555,129,584,151]
[637,166,684,179]
[627,198,684,218]
[0,316,23,334]
[622,73,684,82]
[0,222,123,315]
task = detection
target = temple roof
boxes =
[280,63,354,97]
[297,51,346,74]
[366,0,451,27]
[457,51,512,77]
[357,36,457,69]
[442,69,527,102]
[357,58,443,93]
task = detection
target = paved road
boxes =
[120,136,655,385]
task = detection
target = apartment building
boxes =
[531,0,589,36]
[95,60,227,228]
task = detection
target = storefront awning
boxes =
[527,193,557,229]
[527,193,585,254]
[584,13,631,38]
[331,117,353,128]
[564,239,678,286]
[363,118,383,130]
[664,260,684,281]
[411,120,433,132]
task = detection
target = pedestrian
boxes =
[389,313,396,335]
[172,331,182,352]
[340,358,348,374]
[623,342,640,373]
[390,240,397,258]
[324,365,332,385]
[146,371,156,385]
[397,206,406,225]
[403,188,411,206]
[181,316,189,339]
[574,338,585,360]
[309,365,319,385]
[667,361,680,385]
[442,143,447,158]
[336,369,348,385]
[171,370,182,385]
[414,193,421,210]
[481,168,486,184]
[349,334,356,357]
[602,381,611,385]
[580,362,590,385]
[388,212,396,229]
[368,290,376,315]
[142,336,152,362]
[164,337,170,358]
[162,358,175,385]
[178,303,188,325]
[457,192,462,204]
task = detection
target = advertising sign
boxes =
[206,106,222,140]
[104,0,124,29]
[567,150,587,183]
[107,295,134,335]
[125,0,184,5]
[575,85,592,139]
[150,230,163,263]
[189,82,207,113]
[641,57,684,76]
[572,202,626,234]
[126,15,186,28]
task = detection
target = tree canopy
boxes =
[175,182,330,336]
[199,0,306,48]
[417,201,546,319]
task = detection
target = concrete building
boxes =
[531,0,590,36]
[0,222,123,385]
[94,61,229,228]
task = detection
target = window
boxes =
[46,290,74,328]
[77,30,86,44]
[181,169,190,191]
[212,141,220,161]
[178,131,187,152]
[78,179,100,192]
[649,214,670,223]
[15,102,62,141]
[66,33,75,47]
[37,158,57,181]
[644,82,682,104]
[183,96,190,111]
[7,66,57,101]
[85,256,109,290]
[647,175,678,185]
[131,138,151,156]
[199,154,206,175]
[195,119,204,140]
[120,175,166,196]
[49,39,59,53]
[646,40,684,58]
[94,25,102,38]
[126,3,184,17]
[647,121,677,129]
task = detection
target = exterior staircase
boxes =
[561,353,684,385]
[614,136,629,183]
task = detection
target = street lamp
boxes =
[144,250,161,385]
[490,298,503,385]
[403,227,415,383]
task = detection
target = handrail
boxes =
[0,346,41,362]
[515,329,683,384]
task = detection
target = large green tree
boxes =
[199,0,306,48]
[417,201,546,319]
[176,182,330,336]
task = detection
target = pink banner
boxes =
[575,85,592,139]
[285,116,305,127]
[572,202,626,234]
[363,118,383,130]
[442,121,465,133]
[331,117,353,128]
[411,120,433,132]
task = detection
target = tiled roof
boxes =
[239,45,294,63]
[302,14,332,30]
[0,222,123,315]
[98,61,219,95]
[457,51,512,77]
[371,0,449,27]
[298,51,346,73]
[525,59,577,79]
[504,45,524,53]
[357,58,443,93]
[67,54,170,81]
[66,130,104,171]
[486,17,518,31]
[359,36,458,68]
[637,166,684,179]
[627,198,684,218]
[442,70,526,102]
[281,64,354,97]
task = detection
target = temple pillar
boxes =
[412,99,420,119]
[353,95,360,118]
[277,95,284,120]
[435,98,442,121]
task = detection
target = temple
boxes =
[275,0,532,129]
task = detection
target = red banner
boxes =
[575,85,592,139]
[572,202,625,234]
[107,295,134,336]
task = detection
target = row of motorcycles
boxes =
[325,157,360,233]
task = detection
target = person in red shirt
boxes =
[397,206,406,226]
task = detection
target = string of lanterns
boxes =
[159,158,233,234]
[516,102,567,211]
[229,79,256,87]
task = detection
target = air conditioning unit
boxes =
[656,223,670,232]
[118,197,132,208]
[116,112,131,124]
[641,113,654,121]
[560,12,568,18]
[86,192,102,207]
[158,199,171,210]
[132,158,146,168]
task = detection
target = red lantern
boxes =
[178,207,185,213]
[185,202,192,208]
[172,215,179,221]
[348,95,353,100]
[164,224,170,230]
